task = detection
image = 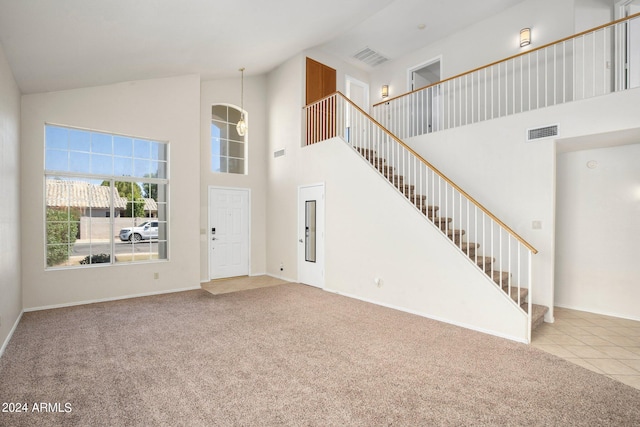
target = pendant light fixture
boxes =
[236,67,247,136]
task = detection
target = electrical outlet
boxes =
[154,272,159,280]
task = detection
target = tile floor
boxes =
[532,307,640,390]
[201,275,289,295]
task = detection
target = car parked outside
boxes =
[119,221,158,242]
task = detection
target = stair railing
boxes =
[372,12,640,139]
[304,92,538,340]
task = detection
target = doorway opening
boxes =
[408,58,442,92]
[615,0,640,90]
[345,75,370,143]
[407,58,442,135]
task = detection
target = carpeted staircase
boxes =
[356,147,548,332]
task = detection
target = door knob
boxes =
[299,239,303,243]
[212,237,218,241]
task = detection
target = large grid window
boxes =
[44,124,169,268]
[211,105,246,174]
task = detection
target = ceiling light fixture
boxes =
[236,67,247,136]
[520,28,531,47]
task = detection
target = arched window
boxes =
[211,104,247,174]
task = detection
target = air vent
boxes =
[527,124,559,142]
[273,148,285,158]
[352,47,389,67]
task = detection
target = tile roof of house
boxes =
[45,180,157,212]
[143,197,158,212]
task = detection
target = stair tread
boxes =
[446,229,465,235]
[504,286,528,303]
[526,304,549,317]
[526,304,549,331]
[431,216,452,222]
[459,242,480,250]
[474,256,494,267]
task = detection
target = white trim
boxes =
[555,304,640,323]
[615,0,634,19]
[23,286,201,313]
[407,56,443,92]
[345,75,370,112]
[0,310,25,359]
[210,103,248,174]
[322,287,529,344]
[207,186,252,280]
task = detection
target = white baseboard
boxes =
[554,303,640,322]
[23,286,202,313]
[0,310,24,359]
[323,287,528,344]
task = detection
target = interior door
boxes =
[306,58,337,144]
[209,187,249,280]
[345,76,370,145]
[297,184,325,288]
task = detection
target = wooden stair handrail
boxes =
[305,91,539,254]
[373,11,640,107]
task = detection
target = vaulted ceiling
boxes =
[0,0,526,94]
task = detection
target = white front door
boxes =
[209,187,249,280]
[298,184,325,288]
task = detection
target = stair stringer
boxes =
[298,137,529,343]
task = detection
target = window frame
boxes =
[44,123,170,270]
[211,104,248,175]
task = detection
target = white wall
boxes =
[300,139,529,342]
[0,42,22,353]
[265,49,376,280]
[21,75,201,309]
[265,52,528,341]
[555,142,640,320]
[403,87,640,321]
[369,0,576,103]
[200,76,268,281]
[266,54,306,280]
[575,0,615,32]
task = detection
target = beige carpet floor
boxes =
[1,283,639,426]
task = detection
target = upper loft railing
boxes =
[304,92,537,340]
[372,12,640,139]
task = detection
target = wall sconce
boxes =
[520,28,531,47]
[381,85,389,98]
